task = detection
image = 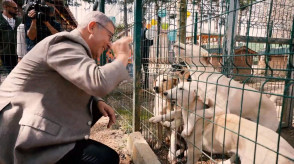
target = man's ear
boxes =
[88,21,96,34]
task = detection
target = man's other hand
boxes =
[97,101,116,128]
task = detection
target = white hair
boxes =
[77,11,115,29]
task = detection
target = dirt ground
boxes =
[90,116,132,164]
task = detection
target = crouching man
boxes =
[0,11,131,164]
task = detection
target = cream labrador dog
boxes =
[150,82,294,164]
[173,43,279,132]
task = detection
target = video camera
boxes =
[23,0,53,22]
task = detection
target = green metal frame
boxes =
[99,0,294,163]
[98,0,107,66]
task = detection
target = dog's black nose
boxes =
[154,87,159,93]
[171,100,176,105]
[163,92,168,96]
[187,75,192,82]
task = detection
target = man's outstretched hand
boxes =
[111,37,132,66]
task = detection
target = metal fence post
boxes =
[98,0,105,13]
[156,3,161,64]
[99,0,107,66]
[264,0,274,77]
[193,12,198,44]
[222,0,239,77]
[133,0,142,132]
[281,16,294,128]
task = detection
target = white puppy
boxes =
[152,74,178,151]
[153,74,178,116]
[151,82,220,137]
[152,71,190,163]
[151,83,294,164]
[173,43,279,132]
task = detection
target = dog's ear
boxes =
[153,75,158,86]
[194,88,209,105]
[200,46,211,65]
[180,70,185,75]
[179,61,187,66]
[193,89,197,98]
[197,95,210,106]
[201,56,210,65]
[172,78,179,86]
[174,42,186,50]
[200,46,209,57]
[186,74,192,82]
[179,77,186,83]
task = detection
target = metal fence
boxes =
[1,0,294,163]
[107,0,294,163]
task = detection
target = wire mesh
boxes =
[1,0,294,163]
[124,0,294,163]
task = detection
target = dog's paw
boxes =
[168,150,177,163]
[170,123,177,129]
[170,159,177,164]
[181,130,189,137]
[154,142,162,150]
[181,129,192,137]
[181,126,194,137]
[149,116,161,123]
[162,121,171,127]
[176,149,187,157]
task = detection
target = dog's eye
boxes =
[163,79,167,82]
[179,88,184,90]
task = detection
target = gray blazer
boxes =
[0,29,129,164]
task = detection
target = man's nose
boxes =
[108,42,112,48]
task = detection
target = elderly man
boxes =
[0,0,22,71]
[0,11,131,164]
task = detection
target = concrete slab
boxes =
[127,132,160,164]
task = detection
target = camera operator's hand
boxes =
[28,9,36,20]
[111,37,132,67]
[27,10,37,40]
[43,21,59,35]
